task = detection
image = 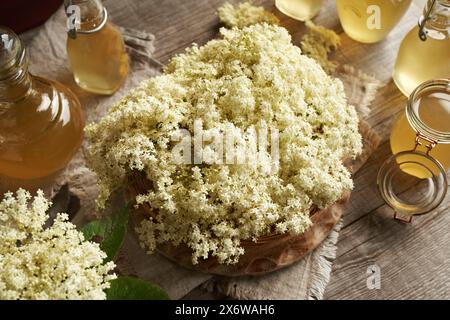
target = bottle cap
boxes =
[0,27,24,79]
[64,0,108,39]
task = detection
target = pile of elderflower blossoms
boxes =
[0,189,116,299]
[85,23,362,265]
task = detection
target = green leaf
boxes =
[81,203,130,262]
[106,276,170,300]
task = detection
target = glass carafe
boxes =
[393,0,450,96]
[0,27,85,194]
[65,0,129,95]
[336,0,412,43]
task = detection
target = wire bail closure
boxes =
[392,133,439,223]
[418,0,437,41]
[67,7,108,39]
[413,132,438,155]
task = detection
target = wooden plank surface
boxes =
[103,0,450,299]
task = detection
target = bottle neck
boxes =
[420,0,450,40]
[0,49,33,104]
[65,0,107,35]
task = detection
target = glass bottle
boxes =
[0,27,85,194]
[275,0,325,21]
[378,79,449,221]
[336,0,412,43]
[393,0,450,96]
[65,0,129,95]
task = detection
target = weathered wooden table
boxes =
[107,0,450,299]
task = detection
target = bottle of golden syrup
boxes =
[65,0,129,95]
[393,0,450,96]
[0,27,85,194]
[336,0,412,43]
[275,0,324,21]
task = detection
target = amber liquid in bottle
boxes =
[336,0,412,43]
[66,5,129,95]
[393,0,450,96]
[0,28,85,194]
[393,27,450,96]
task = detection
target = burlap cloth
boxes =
[21,7,381,300]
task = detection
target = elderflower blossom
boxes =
[85,23,362,265]
[300,21,341,74]
[0,189,116,300]
[217,1,279,28]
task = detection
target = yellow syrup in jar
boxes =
[390,91,450,178]
[67,20,129,95]
[336,0,412,43]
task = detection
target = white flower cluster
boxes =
[0,189,116,300]
[85,23,362,264]
[217,1,279,28]
[300,21,341,74]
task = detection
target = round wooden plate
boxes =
[126,171,350,277]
